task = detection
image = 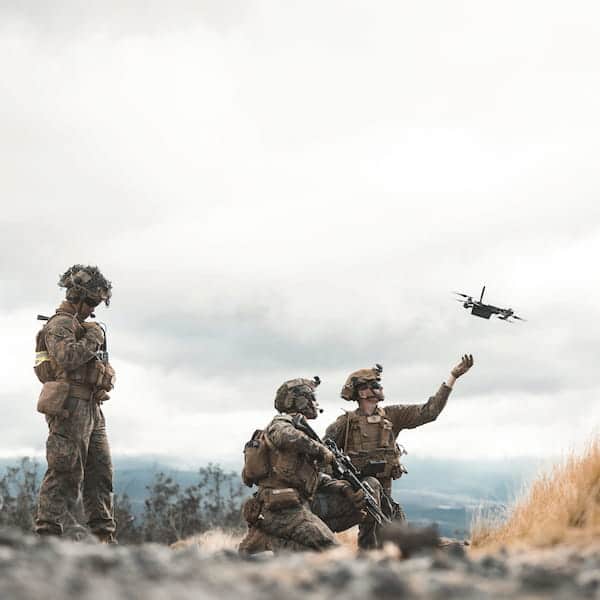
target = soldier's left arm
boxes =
[385,383,452,432]
[267,418,325,460]
[386,354,473,432]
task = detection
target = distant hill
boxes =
[394,455,543,537]
[1,454,543,537]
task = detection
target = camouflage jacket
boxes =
[325,383,452,450]
[43,302,105,383]
[260,414,328,500]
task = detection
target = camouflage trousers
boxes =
[35,395,116,541]
[238,489,338,555]
[312,476,405,550]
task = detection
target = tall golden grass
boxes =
[472,439,600,551]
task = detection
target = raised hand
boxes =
[451,354,474,378]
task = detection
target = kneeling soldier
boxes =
[238,377,340,554]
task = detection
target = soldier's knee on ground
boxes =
[238,527,271,555]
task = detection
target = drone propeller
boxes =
[512,315,527,321]
[452,291,471,299]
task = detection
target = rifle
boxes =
[292,414,391,526]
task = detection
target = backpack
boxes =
[242,429,273,487]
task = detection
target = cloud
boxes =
[0,1,256,36]
[1,2,599,461]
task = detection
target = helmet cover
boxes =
[58,265,112,306]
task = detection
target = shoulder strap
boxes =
[343,411,352,451]
[262,430,274,450]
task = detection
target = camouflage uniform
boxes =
[311,473,383,549]
[35,266,116,542]
[239,379,338,555]
[314,366,452,549]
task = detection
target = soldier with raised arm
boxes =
[313,355,474,549]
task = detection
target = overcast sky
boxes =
[1,1,599,466]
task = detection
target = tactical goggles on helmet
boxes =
[356,380,382,391]
[292,387,317,403]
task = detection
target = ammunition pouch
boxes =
[350,448,404,480]
[361,460,387,477]
[262,488,301,512]
[269,450,319,499]
[344,410,408,481]
[87,360,116,392]
[37,381,70,418]
[242,495,263,525]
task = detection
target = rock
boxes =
[380,523,440,558]
[0,527,598,599]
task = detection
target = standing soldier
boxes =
[34,265,117,543]
[238,377,340,554]
[315,355,474,549]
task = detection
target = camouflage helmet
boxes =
[341,364,383,401]
[274,376,321,415]
[58,265,112,306]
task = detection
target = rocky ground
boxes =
[1,527,599,599]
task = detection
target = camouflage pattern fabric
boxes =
[239,413,336,554]
[35,399,115,540]
[35,303,115,541]
[312,475,407,549]
[327,383,453,444]
[320,384,451,547]
[58,264,112,306]
[267,414,324,463]
[239,498,337,554]
[312,475,382,549]
[42,302,105,383]
[259,414,327,499]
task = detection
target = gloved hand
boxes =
[451,354,474,378]
[319,447,336,466]
[347,488,367,510]
[94,390,110,403]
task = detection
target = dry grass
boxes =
[335,526,359,552]
[172,526,361,555]
[171,528,243,552]
[472,439,600,551]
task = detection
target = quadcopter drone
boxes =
[453,286,526,322]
